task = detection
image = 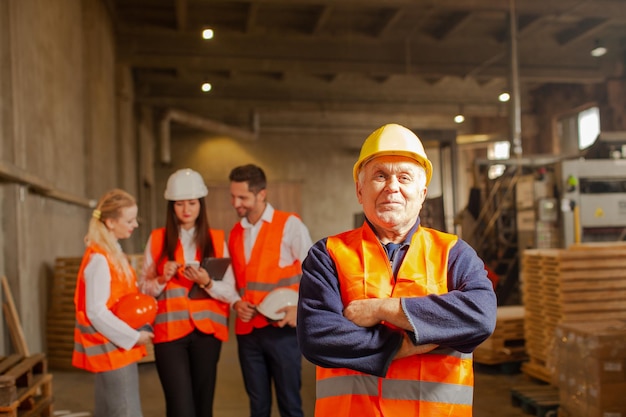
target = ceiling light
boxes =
[590,40,607,57]
[202,28,214,40]
[498,92,510,102]
[201,82,212,92]
[454,114,465,124]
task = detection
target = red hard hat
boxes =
[111,293,157,329]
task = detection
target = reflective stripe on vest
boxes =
[228,210,302,335]
[72,244,146,373]
[317,225,473,417]
[243,274,301,293]
[149,228,231,343]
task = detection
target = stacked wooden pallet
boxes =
[474,305,527,365]
[520,243,626,383]
[0,354,52,417]
[46,256,154,370]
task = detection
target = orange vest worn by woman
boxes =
[149,228,230,343]
[229,210,302,335]
[317,226,474,417]
[73,244,146,373]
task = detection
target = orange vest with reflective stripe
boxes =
[317,225,474,417]
[72,244,146,373]
[149,228,230,343]
[229,210,302,335]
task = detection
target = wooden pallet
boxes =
[520,244,626,381]
[510,383,559,417]
[521,359,553,384]
[475,306,527,365]
[0,354,52,417]
[47,256,154,370]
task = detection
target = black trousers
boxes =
[154,329,222,417]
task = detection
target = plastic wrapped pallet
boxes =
[552,320,626,417]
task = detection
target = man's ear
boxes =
[257,188,267,202]
[355,181,363,204]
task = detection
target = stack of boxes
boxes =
[552,320,626,417]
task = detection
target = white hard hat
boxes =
[164,168,208,201]
[256,288,299,321]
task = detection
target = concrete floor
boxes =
[50,331,537,417]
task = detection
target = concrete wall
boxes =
[151,128,366,244]
[0,0,137,354]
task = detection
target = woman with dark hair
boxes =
[139,168,240,417]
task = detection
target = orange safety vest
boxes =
[149,228,230,343]
[228,210,302,335]
[317,225,474,417]
[73,244,146,373]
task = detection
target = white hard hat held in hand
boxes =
[256,288,299,321]
[164,168,208,201]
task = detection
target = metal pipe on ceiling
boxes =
[159,109,259,164]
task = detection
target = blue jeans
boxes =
[237,326,303,417]
[94,362,142,417]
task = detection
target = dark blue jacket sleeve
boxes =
[401,239,497,352]
[296,239,404,378]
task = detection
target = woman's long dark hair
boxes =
[158,197,216,264]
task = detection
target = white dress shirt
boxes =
[238,203,312,265]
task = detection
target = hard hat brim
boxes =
[353,151,433,185]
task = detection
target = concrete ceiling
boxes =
[111,0,626,134]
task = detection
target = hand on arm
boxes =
[343,298,411,329]
[394,333,438,360]
[344,298,438,359]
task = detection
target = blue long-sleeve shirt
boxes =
[296,221,497,378]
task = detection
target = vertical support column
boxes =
[138,106,157,247]
[509,0,522,157]
[116,64,141,253]
[0,0,20,354]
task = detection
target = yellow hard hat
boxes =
[353,124,433,185]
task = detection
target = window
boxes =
[557,105,601,155]
[487,141,510,179]
[578,106,600,150]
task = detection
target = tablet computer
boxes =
[200,257,231,281]
[188,258,232,300]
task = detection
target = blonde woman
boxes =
[72,189,154,417]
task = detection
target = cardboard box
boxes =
[555,321,626,415]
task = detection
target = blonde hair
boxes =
[85,189,136,281]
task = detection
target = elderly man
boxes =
[297,123,497,417]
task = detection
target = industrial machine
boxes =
[470,132,626,304]
[560,158,626,248]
